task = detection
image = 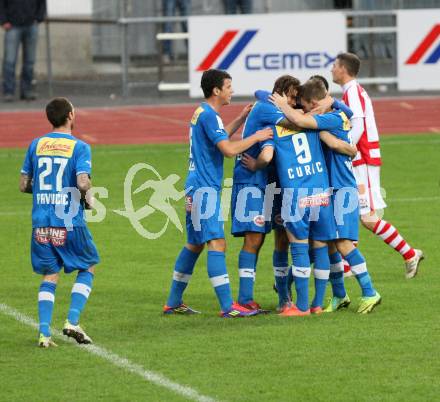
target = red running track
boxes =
[1,97,440,148]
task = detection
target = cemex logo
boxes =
[196,30,336,71]
[196,30,258,71]
[405,24,440,64]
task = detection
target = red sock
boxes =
[373,219,415,261]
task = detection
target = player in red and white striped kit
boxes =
[331,52,424,279]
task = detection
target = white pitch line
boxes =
[387,196,440,203]
[0,303,220,402]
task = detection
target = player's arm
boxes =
[349,117,364,145]
[225,103,253,137]
[241,146,274,172]
[19,174,33,193]
[319,131,357,158]
[269,93,318,129]
[216,128,273,158]
[77,173,93,210]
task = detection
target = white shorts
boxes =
[353,164,387,215]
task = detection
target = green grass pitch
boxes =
[0,134,439,402]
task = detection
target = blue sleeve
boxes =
[201,112,229,145]
[258,102,285,126]
[21,142,34,176]
[313,112,342,131]
[332,98,353,119]
[75,142,92,176]
[261,138,275,149]
[254,90,271,103]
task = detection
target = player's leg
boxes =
[164,242,204,313]
[336,239,381,314]
[38,272,60,347]
[361,212,423,278]
[238,231,266,310]
[356,165,423,277]
[310,239,330,314]
[324,241,351,312]
[208,238,257,318]
[273,227,290,310]
[279,225,311,316]
[66,265,95,327]
[32,228,62,347]
[60,226,100,343]
[231,183,268,310]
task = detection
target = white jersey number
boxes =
[38,157,68,192]
[292,133,312,164]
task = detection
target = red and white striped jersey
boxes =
[342,80,382,167]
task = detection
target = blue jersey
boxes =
[21,132,92,228]
[185,102,229,191]
[314,111,357,190]
[272,127,329,190]
[232,101,282,187]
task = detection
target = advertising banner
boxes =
[189,12,346,97]
[398,9,440,90]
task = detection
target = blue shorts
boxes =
[271,186,284,231]
[186,188,224,245]
[282,189,337,241]
[231,184,271,237]
[31,226,100,275]
[333,189,359,241]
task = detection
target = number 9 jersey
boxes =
[21,132,92,228]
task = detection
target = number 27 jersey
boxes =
[21,132,92,228]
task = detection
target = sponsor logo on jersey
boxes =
[34,227,67,247]
[405,24,440,65]
[298,193,330,208]
[36,137,76,157]
[339,112,352,131]
[275,125,300,138]
[191,106,204,125]
[253,214,265,227]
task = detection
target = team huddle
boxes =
[20,52,424,347]
[163,52,423,318]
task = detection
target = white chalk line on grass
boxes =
[0,303,219,402]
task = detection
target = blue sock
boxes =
[67,270,94,325]
[208,251,233,312]
[345,249,375,297]
[287,267,294,298]
[166,247,200,307]
[311,246,330,308]
[238,250,257,304]
[290,243,311,312]
[329,252,346,298]
[273,250,289,306]
[38,282,56,337]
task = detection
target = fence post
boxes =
[119,0,130,97]
[44,19,53,97]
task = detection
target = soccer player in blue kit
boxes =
[230,75,301,313]
[245,79,357,315]
[20,98,100,347]
[244,80,358,312]
[271,78,381,314]
[163,69,273,318]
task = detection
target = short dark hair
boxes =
[301,78,327,103]
[272,75,301,96]
[336,52,361,77]
[200,69,232,98]
[309,75,329,91]
[46,98,73,127]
